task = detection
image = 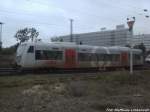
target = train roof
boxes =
[19,41,142,53]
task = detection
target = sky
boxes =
[0,0,150,47]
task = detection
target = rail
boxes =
[0,65,150,76]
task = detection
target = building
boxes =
[55,25,132,47]
[52,24,150,50]
[132,34,150,51]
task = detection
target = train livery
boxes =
[15,41,143,70]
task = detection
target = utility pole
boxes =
[142,34,144,44]
[0,22,3,51]
[127,17,135,75]
[70,19,73,42]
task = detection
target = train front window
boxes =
[27,46,34,53]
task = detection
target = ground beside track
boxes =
[0,71,150,112]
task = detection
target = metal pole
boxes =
[142,34,144,44]
[127,17,135,75]
[130,29,133,74]
[0,22,3,50]
[70,19,73,42]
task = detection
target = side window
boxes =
[35,50,41,60]
[111,54,116,61]
[104,54,108,61]
[46,51,63,60]
[78,53,84,61]
[107,54,120,61]
[103,54,112,61]
[98,54,104,61]
[78,53,89,61]
[115,54,120,61]
[55,51,63,60]
[134,54,141,60]
[91,53,97,61]
[42,51,48,59]
[27,46,34,53]
[35,50,63,60]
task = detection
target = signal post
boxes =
[127,17,135,75]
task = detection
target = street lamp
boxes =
[127,17,135,74]
[0,22,4,50]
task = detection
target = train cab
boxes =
[16,42,35,68]
[145,55,150,63]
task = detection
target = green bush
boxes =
[0,43,19,55]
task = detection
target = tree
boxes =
[15,28,29,43]
[15,27,39,43]
[29,28,39,42]
[0,43,19,55]
[51,37,63,42]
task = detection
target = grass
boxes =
[0,71,150,112]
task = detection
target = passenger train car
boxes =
[145,55,150,63]
[15,41,143,70]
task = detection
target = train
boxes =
[15,41,143,71]
[145,55,150,63]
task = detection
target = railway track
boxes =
[0,65,150,76]
[0,68,19,75]
[0,67,100,76]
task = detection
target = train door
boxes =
[65,49,76,68]
[121,52,128,66]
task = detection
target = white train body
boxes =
[145,55,150,63]
[15,42,143,69]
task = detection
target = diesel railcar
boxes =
[15,41,143,70]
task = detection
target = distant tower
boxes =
[0,22,3,50]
